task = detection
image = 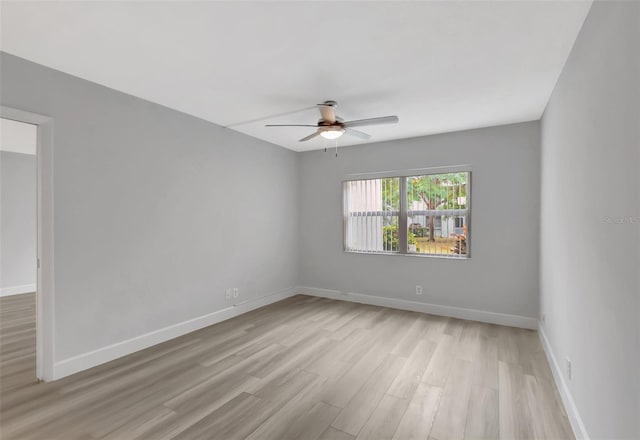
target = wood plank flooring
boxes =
[0,293,573,440]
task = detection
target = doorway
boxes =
[1,107,55,381]
[1,118,38,387]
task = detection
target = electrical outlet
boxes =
[566,358,572,380]
[225,288,232,301]
[233,288,239,299]
[416,285,423,295]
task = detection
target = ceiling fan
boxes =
[265,100,399,142]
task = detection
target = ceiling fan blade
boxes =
[265,124,317,127]
[317,103,337,123]
[344,128,371,140]
[299,131,321,142]
[343,115,399,128]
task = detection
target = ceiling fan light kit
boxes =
[320,126,345,140]
[265,100,399,147]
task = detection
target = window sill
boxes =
[344,250,470,260]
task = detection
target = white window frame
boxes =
[343,165,472,259]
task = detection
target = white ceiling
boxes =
[0,1,592,152]
[1,118,37,155]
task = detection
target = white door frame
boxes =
[1,106,55,381]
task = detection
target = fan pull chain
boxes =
[335,139,338,157]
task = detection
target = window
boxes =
[344,170,470,258]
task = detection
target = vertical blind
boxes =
[344,177,399,252]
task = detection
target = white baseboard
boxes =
[296,286,537,329]
[53,287,297,380]
[538,324,589,440]
[0,284,36,297]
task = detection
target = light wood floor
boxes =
[0,293,573,440]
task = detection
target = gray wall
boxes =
[1,151,36,292]
[0,52,299,361]
[298,121,541,319]
[540,1,640,439]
